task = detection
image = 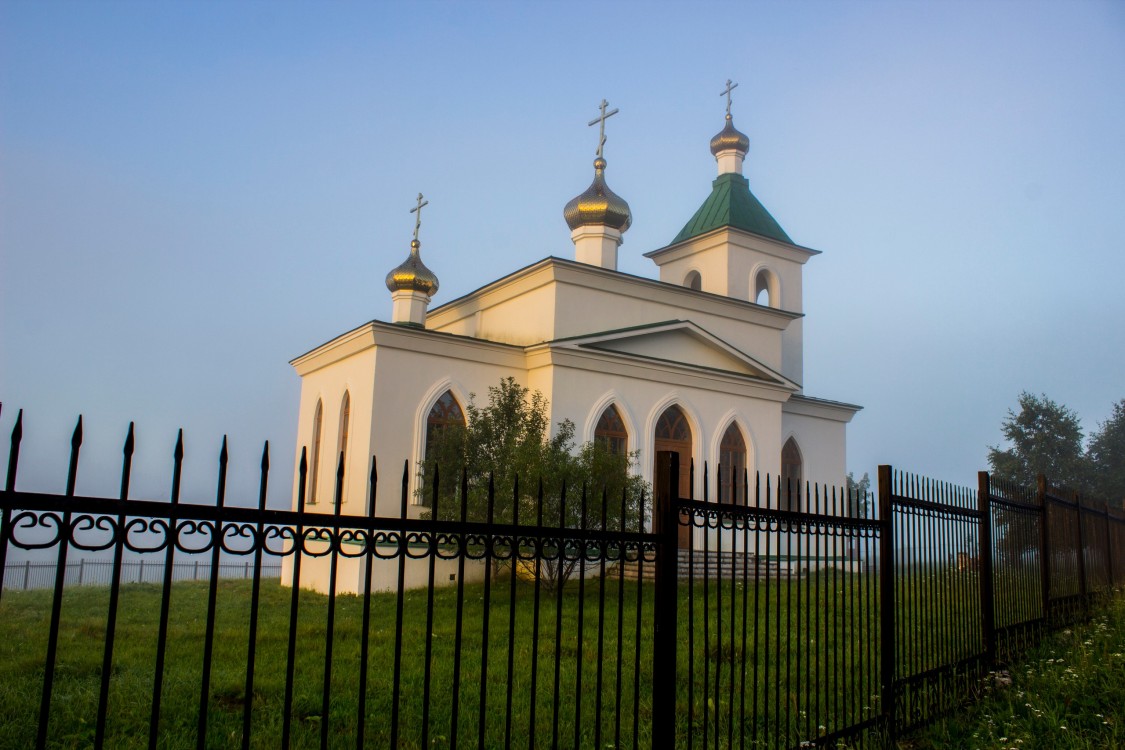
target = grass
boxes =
[906,591,1125,750]
[0,566,884,749]
[1,564,1113,749]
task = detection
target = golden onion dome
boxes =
[710,114,750,156]
[385,240,439,296]
[563,157,632,232]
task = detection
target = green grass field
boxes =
[1,565,1113,749]
[0,568,883,749]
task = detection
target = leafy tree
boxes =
[419,377,649,589]
[846,471,871,517]
[987,392,1087,492]
[1087,399,1125,508]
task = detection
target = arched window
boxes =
[336,391,350,503]
[719,424,747,505]
[594,404,628,456]
[781,437,803,511]
[754,269,778,308]
[655,405,693,545]
[309,399,323,505]
[684,270,702,291]
[423,390,466,507]
[425,390,465,465]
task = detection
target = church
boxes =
[288,86,860,544]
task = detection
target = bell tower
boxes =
[644,81,818,385]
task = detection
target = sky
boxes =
[2,0,1123,510]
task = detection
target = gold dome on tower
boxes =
[563,156,632,232]
[385,239,439,296]
[710,114,750,156]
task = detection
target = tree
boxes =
[1087,399,1125,508]
[987,392,1087,492]
[419,377,649,589]
[846,471,871,517]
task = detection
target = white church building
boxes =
[289,90,860,559]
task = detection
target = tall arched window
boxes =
[719,424,747,505]
[425,390,465,464]
[655,405,693,545]
[336,391,350,503]
[781,437,803,511]
[309,399,323,505]
[594,404,628,456]
[684,270,702,291]
[423,390,466,507]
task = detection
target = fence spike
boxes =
[5,409,23,491]
[257,442,270,512]
[170,429,184,505]
[689,457,695,500]
[297,446,308,512]
[560,478,568,527]
[66,415,83,496]
[431,463,440,519]
[216,436,229,508]
[487,472,496,525]
[400,459,409,519]
[459,467,468,523]
[537,476,544,527]
[119,422,135,500]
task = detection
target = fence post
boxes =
[877,464,895,746]
[1037,475,1051,625]
[977,472,996,666]
[1074,490,1088,610]
[652,451,679,747]
[1106,504,1115,588]
[78,559,85,585]
[24,560,30,590]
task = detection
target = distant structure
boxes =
[289,85,860,575]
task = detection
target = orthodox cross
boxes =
[720,79,739,117]
[410,193,428,242]
[587,99,619,159]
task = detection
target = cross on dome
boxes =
[588,99,619,159]
[720,79,739,117]
[410,193,429,242]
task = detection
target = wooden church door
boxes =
[653,405,692,548]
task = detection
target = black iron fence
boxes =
[2,557,282,590]
[1,408,1123,749]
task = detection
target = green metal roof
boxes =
[671,172,791,245]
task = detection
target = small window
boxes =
[309,399,323,504]
[684,270,702,291]
[754,269,777,308]
[719,424,747,504]
[594,404,628,456]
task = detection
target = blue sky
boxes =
[2,1,1123,508]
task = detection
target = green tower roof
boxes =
[671,172,791,246]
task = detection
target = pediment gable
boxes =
[552,320,797,388]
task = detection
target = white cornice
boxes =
[645,226,821,265]
[426,256,799,333]
[290,320,524,376]
[782,394,862,423]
